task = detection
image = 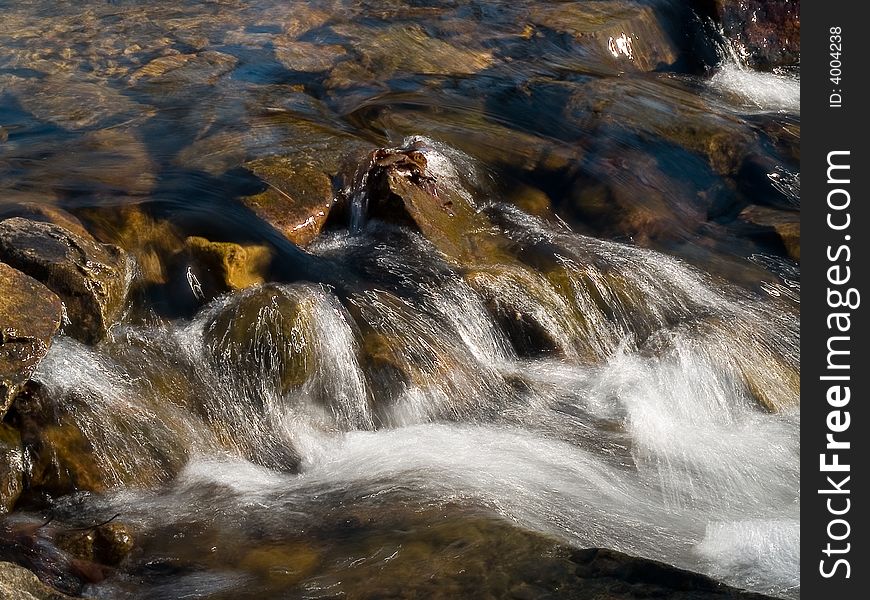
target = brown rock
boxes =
[341,24,493,77]
[0,561,73,600]
[203,284,315,395]
[0,424,24,513]
[55,522,134,566]
[739,205,799,261]
[8,74,153,130]
[0,262,62,416]
[128,50,237,86]
[528,2,679,72]
[93,522,135,566]
[241,157,335,247]
[712,0,800,70]
[0,218,132,344]
[25,421,108,496]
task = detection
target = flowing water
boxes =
[0,1,799,598]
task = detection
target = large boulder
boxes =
[0,218,132,344]
[0,262,62,417]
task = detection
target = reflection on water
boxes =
[1,0,799,598]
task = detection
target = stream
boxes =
[0,1,799,599]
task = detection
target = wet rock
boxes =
[76,205,184,287]
[708,0,800,70]
[240,157,335,247]
[174,107,372,177]
[505,182,554,220]
[55,522,134,567]
[184,236,272,292]
[362,107,578,176]
[203,284,315,395]
[24,420,108,496]
[528,2,679,72]
[239,543,320,585]
[1,128,155,197]
[465,266,584,360]
[563,142,723,245]
[274,41,346,73]
[128,50,238,87]
[0,204,91,240]
[569,547,776,599]
[0,262,62,417]
[739,205,799,261]
[8,75,154,130]
[560,78,757,177]
[14,387,177,498]
[0,218,132,344]
[0,424,24,513]
[339,24,493,77]
[0,561,73,600]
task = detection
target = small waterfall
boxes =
[25,138,798,597]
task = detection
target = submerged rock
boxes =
[240,156,336,247]
[274,41,347,73]
[0,262,62,417]
[0,424,24,513]
[340,24,493,78]
[55,522,134,567]
[528,1,679,72]
[76,205,184,287]
[8,74,153,131]
[0,218,131,344]
[128,50,237,87]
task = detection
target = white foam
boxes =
[710,64,800,113]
